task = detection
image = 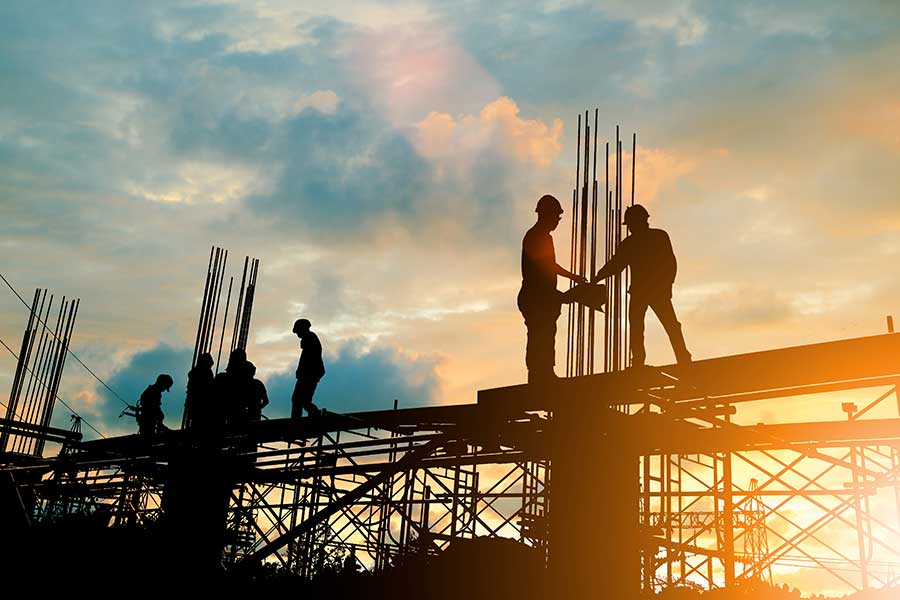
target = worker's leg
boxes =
[525,318,556,383]
[526,308,561,383]
[629,298,650,367]
[302,380,321,416]
[291,379,307,419]
[650,297,692,365]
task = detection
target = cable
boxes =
[0,271,130,407]
[0,334,106,439]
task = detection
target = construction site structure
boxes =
[1,118,899,597]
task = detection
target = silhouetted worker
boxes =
[592,204,692,367]
[214,348,248,428]
[246,362,268,422]
[342,547,361,574]
[292,318,325,418]
[518,195,586,383]
[185,352,214,430]
[137,374,173,437]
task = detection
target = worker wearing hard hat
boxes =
[135,373,173,437]
[518,194,587,383]
[592,204,692,368]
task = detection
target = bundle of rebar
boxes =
[0,288,79,456]
[184,246,260,428]
[566,112,636,376]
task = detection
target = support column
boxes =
[550,397,640,599]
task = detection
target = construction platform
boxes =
[2,332,900,596]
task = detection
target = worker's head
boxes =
[535,194,564,231]
[293,318,311,338]
[197,353,214,369]
[623,204,650,232]
[155,374,173,392]
[246,361,257,378]
[227,348,247,372]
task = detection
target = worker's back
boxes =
[138,385,163,435]
[297,332,325,380]
[620,227,677,299]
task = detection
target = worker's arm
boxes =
[556,263,587,284]
[591,242,630,283]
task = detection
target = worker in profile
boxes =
[518,194,586,383]
[591,204,692,368]
[136,374,173,437]
[292,318,325,418]
[245,362,269,422]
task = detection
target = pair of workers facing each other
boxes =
[518,194,691,383]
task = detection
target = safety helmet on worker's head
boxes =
[623,204,650,225]
[293,318,311,334]
[155,374,174,391]
[197,353,214,368]
[535,194,563,215]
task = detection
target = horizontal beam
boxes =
[0,417,81,443]
[479,333,900,412]
[645,417,900,454]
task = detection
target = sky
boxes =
[1,0,899,591]
[1,0,899,428]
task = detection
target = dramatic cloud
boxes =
[413,97,564,167]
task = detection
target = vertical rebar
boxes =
[588,109,599,374]
[578,113,590,375]
[208,249,228,355]
[231,257,249,353]
[568,114,581,378]
[192,247,215,367]
[216,277,234,375]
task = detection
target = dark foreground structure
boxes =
[3,332,900,597]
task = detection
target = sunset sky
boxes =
[1,1,898,437]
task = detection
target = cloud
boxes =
[680,283,796,329]
[342,22,501,126]
[413,97,564,167]
[261,340,442,416]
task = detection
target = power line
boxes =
[0,326,107,440]
[0,271,130,408]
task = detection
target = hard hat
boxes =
[293,318,311,333]
[155,374,174,391]
[197,353,214,368]
[623,204,650,224]
[535,194,563,215]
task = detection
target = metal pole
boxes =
[192,247,214,367]
[208,250,228,355]
[216,277,234,375]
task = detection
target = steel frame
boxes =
[4,334,900,597]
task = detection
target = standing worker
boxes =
[136,374,173,437]
[592,204,692,368]
[518,194,586,383]
[184,352,214,430]
[292,318,325,418]
[245,362,269,422]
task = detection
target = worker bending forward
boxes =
[592,204,691,368]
